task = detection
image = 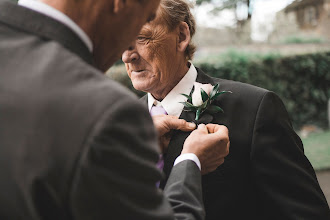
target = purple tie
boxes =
[150,105,167,187]
[150,105,167,116]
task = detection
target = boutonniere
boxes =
[180,82,232,121]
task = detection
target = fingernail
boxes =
[198,124,205,129]
[188,123,196,128]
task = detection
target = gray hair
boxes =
[159,0,196,60]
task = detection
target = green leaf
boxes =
[180,93,192,102]
[207,105,224,114]
[201,88,209,102]
[195,109,201,120]
[211,90,232,100]
[179,102,197,110]
[209,83,220,98]
[200,100,209,109]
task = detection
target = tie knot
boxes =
[150,105,168,116]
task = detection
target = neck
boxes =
[151,61,190,101]
[39,0,115,71]
[40,0,92,37]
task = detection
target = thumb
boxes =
[196,124,208,134]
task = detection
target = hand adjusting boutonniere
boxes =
[180,82,232,121]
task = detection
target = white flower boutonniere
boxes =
[180,82,232,121]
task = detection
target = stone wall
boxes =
[194,19,252,47]
[269,0,330,43]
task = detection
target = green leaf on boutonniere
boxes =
[195,109,202,120]
[180,101,197,111]
[200,100,209,109]
[209,83,220,98]
[180,83,232,121]
[180,93,192,102]
[211,91,233,101]
[206,105,224,114]
[201,88,209,102]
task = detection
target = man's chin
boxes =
[132,82,150,93]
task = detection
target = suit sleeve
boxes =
[164,160,205,220]
[251,91,330,219]
[69,97,205,220]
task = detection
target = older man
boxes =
[122,0,330,219]
[0,0,231,219]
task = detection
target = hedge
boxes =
[108,51,330,130]
[197,51,330,130]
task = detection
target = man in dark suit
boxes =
[122,0,330,219]
[0,0,230,219]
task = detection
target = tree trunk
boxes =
[328,98,330,128]
[247,0,252,19]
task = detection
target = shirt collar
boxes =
[18,0,93,52]
[148,63,197,117]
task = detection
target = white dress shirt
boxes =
[148,63,201,170]
[148,63,198,117]
[18,0,93,52]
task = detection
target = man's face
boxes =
[122,13,184,99]
[92,0,161,71]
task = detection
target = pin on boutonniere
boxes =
[180,82,232,121]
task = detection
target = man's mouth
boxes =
[131,69,146,74]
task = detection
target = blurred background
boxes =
[108,0,330,203]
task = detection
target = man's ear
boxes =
[177,22,191,53]
[113,0,125,13]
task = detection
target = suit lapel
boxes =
[141,95,148,105]
[142,68,226,188]
[160,68,222,188]
[0,1,93,65]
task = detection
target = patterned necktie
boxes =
[150,104,167,187]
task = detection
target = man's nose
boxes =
[122,43,139,63]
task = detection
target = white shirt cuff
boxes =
[174,153,201,171]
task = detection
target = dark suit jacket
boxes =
[0,1,205,219]
[142,68,330,220]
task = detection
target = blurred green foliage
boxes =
[282,36,325,44]
[109,51,330,130]
[303,130,330,170]
[197,51,330,129]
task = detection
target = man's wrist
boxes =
[174,153,201,170]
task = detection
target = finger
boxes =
[206,124,228,135]
[196,124,208,134]
[152,115,179,135]
[206,125,229,142]
[205,123,217,133]
[165,117,196,131]
[226,141,230,154]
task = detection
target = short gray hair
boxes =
[159,0,196,60]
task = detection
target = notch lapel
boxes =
[160,68,219,188]
[147,68,225,188]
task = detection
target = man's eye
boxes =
[137,36,150,43]
[137,36,146,41]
